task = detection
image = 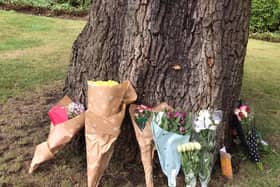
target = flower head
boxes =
[240,105,250,113]
[194,109,214,132]
[179,126,186,134]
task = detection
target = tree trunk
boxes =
[64,0,250,183]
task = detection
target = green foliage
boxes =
[250,32,280,42]
[251,0,280,32]
[0,0,91,11]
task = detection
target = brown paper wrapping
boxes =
[220,151,233,179]
[85,80,137,187]
[129,103,173,187]
[29,96,85,173]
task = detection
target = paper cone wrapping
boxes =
[85,80,137,187]
[151,112,190,187]
[29,96,85,173]
[129,103,172,187]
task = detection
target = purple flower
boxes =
[174,112,181,118]
[167,111,174,119]
[179,126,186,134]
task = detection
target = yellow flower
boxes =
[88,80,119,86]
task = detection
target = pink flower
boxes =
[240,105,250,113]
[136,105,153,112]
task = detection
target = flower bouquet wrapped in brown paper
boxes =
[85,80,137,187]
[29,96,85,173]
[129,103,173,187]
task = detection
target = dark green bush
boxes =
[1,0,91,11]
[54,0,90,8]
[251,0,280,32]
[250,32,280,42]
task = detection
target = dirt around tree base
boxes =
[0,81,226,187]
[0,81,167,187]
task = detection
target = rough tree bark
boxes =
[64,0,250,175]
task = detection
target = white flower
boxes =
[205,118,213,128]
[197,110,211,121]
[209,125,217,131]
[189,143,195,151]
[185,143,190,151]
[193,142,201,150]
[194,119,206,132]
[196,143,201,150]
[194,109,214,131]
[177,145,182,153]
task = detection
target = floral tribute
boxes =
[151,110,192,187]
[234,104,266,169]
[48,102,84,126]
[134,105,153,130]
[192,109,223,187]
[177,142,201,187]
[158,111,192,135]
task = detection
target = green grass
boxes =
[0,11,279,187]
[0,10,86,102]
[223,39,280,187]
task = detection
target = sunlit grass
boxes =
[0,10,86,102]
[225,40,280,187]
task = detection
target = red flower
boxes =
[238,111,245,120]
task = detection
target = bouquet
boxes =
[192,109,223,187]
[234,104,264,168]
[177,142,201,187]
[48,102,85,126]
[29,96,85,173]
[151,110,191,187]
[85,80,137,187]
[129,103,172,187]
[234,105,252,135]
[158,111,192,135]
[134,105,153,131]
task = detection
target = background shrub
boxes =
[250,0,280,33]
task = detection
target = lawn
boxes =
[0,10,85,103]
[0,10,279,186]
